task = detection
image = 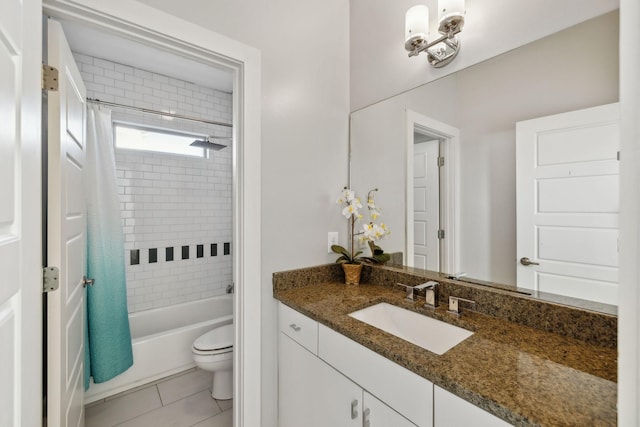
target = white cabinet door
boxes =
[434,385,511,427]
[279,332,317,427]
[279,332,361,427]
[314,350,363,427]
[363,390,416,427]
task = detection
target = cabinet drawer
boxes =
[278,303,318,354]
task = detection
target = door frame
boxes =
[42,1,262,425]
[405,109,459,275]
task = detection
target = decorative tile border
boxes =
[131,242,231,265]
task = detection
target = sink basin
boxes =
[348,303,473,355]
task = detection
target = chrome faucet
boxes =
[448,296,476,315]
[414,281,440,308]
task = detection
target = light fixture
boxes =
[405,0,465,68]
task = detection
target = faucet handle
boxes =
[396,283,415,301]
[414,280,439,290]
[448,296,476,315]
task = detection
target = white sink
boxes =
[348,303,473,355]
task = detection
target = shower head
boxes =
[190,136,230,150]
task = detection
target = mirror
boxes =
[349,11,619,312]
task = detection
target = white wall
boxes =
[618,0,640,423]
[351,12,618,284]
[75,53,234,313]
[134,1,350,425]
[350,0,619,111]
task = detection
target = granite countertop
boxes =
[273,273,617,426]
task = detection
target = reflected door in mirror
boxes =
[413,139,440,270]
[516,103,620,305]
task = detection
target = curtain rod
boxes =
[86,98,233,128]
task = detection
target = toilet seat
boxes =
[193,324,233,353]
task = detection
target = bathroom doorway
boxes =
[42,1,262,426]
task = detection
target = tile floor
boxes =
[85,369,232,427]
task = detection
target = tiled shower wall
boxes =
[74,52,233,313]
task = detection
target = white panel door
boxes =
[516,103,619,305]
[413,141,440,270]
[0,0,42,425]
[47,19,87,427]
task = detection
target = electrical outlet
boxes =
[328,232,339,253]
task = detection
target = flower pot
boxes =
[342,263,363,285]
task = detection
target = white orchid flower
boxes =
[342,204,359,218]
[342,189,355,202]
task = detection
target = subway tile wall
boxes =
[74,52,233,313]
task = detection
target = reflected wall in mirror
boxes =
[350,11,619,308]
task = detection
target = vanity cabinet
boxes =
[278,303,420,426]
[279,333,415,427]
[279,332,360,426]
[434,385,511,427]
[278,302,511,427]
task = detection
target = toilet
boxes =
[192,323,233,400]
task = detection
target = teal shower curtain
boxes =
[84,105,133,389]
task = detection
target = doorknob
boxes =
[520,257,540,266]
[82,276,95,287]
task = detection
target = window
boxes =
[114,123,205,158]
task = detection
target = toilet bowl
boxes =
[192,323,233,400]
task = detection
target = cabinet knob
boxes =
[350,399,358,419]
[363,407,371,427]
[289,323,301,332]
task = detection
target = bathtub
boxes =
[84,295,233,403]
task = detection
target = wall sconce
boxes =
[405,0,465,68]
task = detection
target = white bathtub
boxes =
[85,295,233,403]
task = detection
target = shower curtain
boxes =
[84,104,133,389]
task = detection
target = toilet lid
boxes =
[193,324,234,351]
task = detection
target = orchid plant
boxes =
[332,187,391,264]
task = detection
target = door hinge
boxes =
[42,64,59,91]
[43,266,60,293]
[617,151,620,161]
[437,156,445,167]
[437,229,445,239]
